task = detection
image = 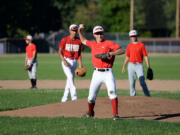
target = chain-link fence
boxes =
[1,31,180,54]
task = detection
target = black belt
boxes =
[94,68,109,72]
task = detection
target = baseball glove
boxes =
[94,53,111,60]
[25,65,32,71]
[75,67,86,77]
[147,68,153,80]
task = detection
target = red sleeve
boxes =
[86,40,94,48]
[126,45,130,57]
[32,44,37,52]
[109,41,120,51]
[59,37,66,50]
[142,44,148,56]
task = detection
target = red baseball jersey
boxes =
[86,40,120,68]
[59,36,83,60]
[126,41,148,64]
[26,43,37,59]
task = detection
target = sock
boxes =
[88,102,95,115]
[33,79,37,87]
[111,98,118,116]
[31,79,36,88]
[30,79,34,87]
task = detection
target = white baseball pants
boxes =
[27,59,37,79]
[61,57,77,102]
[88,68,117,103]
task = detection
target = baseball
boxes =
[79,24,84,29]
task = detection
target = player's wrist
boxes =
[108,52,112,56]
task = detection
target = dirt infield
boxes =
[0,79,180,91]
[0,96,180,122]
[0,79,180,122]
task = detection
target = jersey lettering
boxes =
[65,44,80,52]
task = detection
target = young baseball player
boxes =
[122,30,151,96]
[24,35,38,89]
[59,24,83,102]
[78,24,125,120]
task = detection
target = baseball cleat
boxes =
[82,112,94,118]
[113,114,120,120]
[30,86,37,89]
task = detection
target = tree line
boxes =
[0,0,177,38]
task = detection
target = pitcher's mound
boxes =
[0,96,180,122]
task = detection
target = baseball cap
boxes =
[24,35,33,41]
[129,30,138,37]
[93,26,104,34]
[69,24,78,31]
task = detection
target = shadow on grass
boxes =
[120,113,180,121]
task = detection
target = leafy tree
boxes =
[134,0,175,37]
[163,0,177,37]
[74,0,100,32]
[53,0,88,30]
[98,0,130,32]
[0,0,177,38]
[0,0,61,37]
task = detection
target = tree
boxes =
[98,0,130,32]
[74,0,100,32]
[53,0,88,30]
[134,0,176,37]
[0,0,61,38]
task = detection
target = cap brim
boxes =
[129,35,137,37]
[71,29,78,31]
[24,38,32,40]
[93,30,104,34]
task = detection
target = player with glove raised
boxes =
[122,30,152,97]
[78,24,125,120]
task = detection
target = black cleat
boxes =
[113,114,120,120]
[82,112,95,118]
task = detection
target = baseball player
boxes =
[59,24,83,102]
[78,24,125,120]
[24,35,38,89]
[122,30,151,96]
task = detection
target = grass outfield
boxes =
[0,116,180,135]
[0,89,180,135]
[0,53,180,135]
[0,53,180,80]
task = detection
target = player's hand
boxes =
[79,24,85,30]
[63,60,69,67]
[122,67,126,73]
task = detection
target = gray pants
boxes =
[128,62,150,96]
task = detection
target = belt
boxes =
[94,68,109,72]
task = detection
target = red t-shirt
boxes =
[59,36,83,60]
[126,42,148,63]
[26,43,37,59]
[86,40,120,68]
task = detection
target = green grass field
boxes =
[0,53,180,80]
[0,53,180,135]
